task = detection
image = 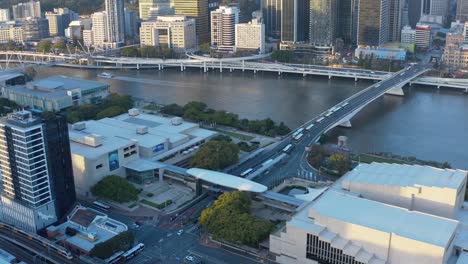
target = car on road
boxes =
[177,229,184,235]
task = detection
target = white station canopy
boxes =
[186,168,268,193]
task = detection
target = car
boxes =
[185,255,195,262]
[177,229,184,235]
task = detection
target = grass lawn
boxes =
[140,199,172,209]
[354,153,412,165]
[216,129,255,141]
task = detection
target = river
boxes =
[36,67,468,169]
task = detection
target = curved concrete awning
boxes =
[186,168,268,193]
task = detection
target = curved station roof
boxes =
[186,168,268,193]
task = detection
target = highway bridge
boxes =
[229,63,433,186]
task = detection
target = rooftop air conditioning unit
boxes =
[72,122,86,131]
[128,108,140,116]
[84,134,103,147]
[171,117,183,126]
[136,126,148,135]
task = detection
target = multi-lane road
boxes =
[230,63,432,186]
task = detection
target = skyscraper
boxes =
[124,8,137,38]
[388,0,404,41]
[408,0,422,28]
[457,0,468,22]
[173,0,210,44]
[421,0,449,22]
[0,9,10,22]
[45,8,77,37]
[105,0,125,46]
[281,0,309,43]
[91,12,108,47]
[0,111,75,233]
[357,0,389,46]
[262,0,282,39]
[336,0,357,44]
[309,0,337,47]
[139,0,157,20]
[12,1,41,20]
[210,6,239,50]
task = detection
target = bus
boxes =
[121,243,145,261]
[305,123,315,131]
[294,133,304,141]
[291,131,300,139]
[240,168,254,177]
[325,111,333,117]
[296,128,304,134]
[282,144,294,153]
[342,102,349,107]
[105,251,124,264]
[93,201,111,211]
[316,117,325,123]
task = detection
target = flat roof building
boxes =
[270,162,467,264]
[46,205,127,255]
[1,76,110,111]
[342,163,467,218]
[140,16,196,50]
[235,18,265,53]
[69,109,216,196]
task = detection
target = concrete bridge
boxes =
[230,63,433,183]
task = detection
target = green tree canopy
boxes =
[199,191,274,247]
[91,175,139,203]
[328,153,351,175]
[190,140,239,170]
[308,144,326,168]
[271,50,294,63]
[38,40,52,53]
[52,39,66,52]
[96,106,125,119]
[121,46,139,57]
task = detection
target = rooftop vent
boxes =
[128,108,140,116]
[72,122,86,131]
[136,126,148,135]
[171,117,183,126]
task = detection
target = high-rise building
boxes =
[124,8,137,38]
[415,23,431,49]
[337,0,357,44]
[91,12,108,48]
[456,0,468,22]
[309,0,337,48]
[262,0,282,39]
[408,0,422,28]
[21,17,49,42]
[105,0,125,46]
[12,1,41,20]
[281,0,309,43]
[235,18,265,53]
[421,0,449,22]
[139,0,158,20]
[401,25,416,44]
[0,22,24,44]
[173,0,209,44]
[147,3,174,20]
[0,110,76,233]
[140,16,196,50]
[45,8,77,37]
[357,0,389,46]
[0,9,10,22]
[210,6,239,50]
[388,0,404,41]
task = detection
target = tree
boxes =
[199,191,274,247]
[96,106,125,119]
[308,144,326,168]
[22,66,37,81]
[121,46,139,57]
[199,42,211,53]
[90,231,135,259]
[160,103,184,116]
[38,40,52,53]
[91,175,139,203]
[52,39,66,52]
[271,50,294,63]
[101,94,134,110]
[190,140,239,170]
[328,153,350,175]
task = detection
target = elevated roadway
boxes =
[229,63,432,186]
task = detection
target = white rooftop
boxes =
[310,191,459,247]
[187,168,268,193]
[343,162,467,190]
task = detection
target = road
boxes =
[229,63,432,187]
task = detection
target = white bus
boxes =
[93,201,111,210]
[305,123,315,130]
[294,133,304,141]
[121,243,145,261]
[325,111,333,117]
[296,128,304,134]
[333,106,342,112]
[316,117,325,123]
[342,102,349,107]
[262,159,274,167]
[240,168,254,177]
[282,144,294,153]
[105,251,124,264]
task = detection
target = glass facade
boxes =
[281,0,309,43]
[309,0,337,46]
[174,0,209,44]
[357,0,389,46]
[262,0,282,39]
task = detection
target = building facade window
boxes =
[306,234,365,264]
